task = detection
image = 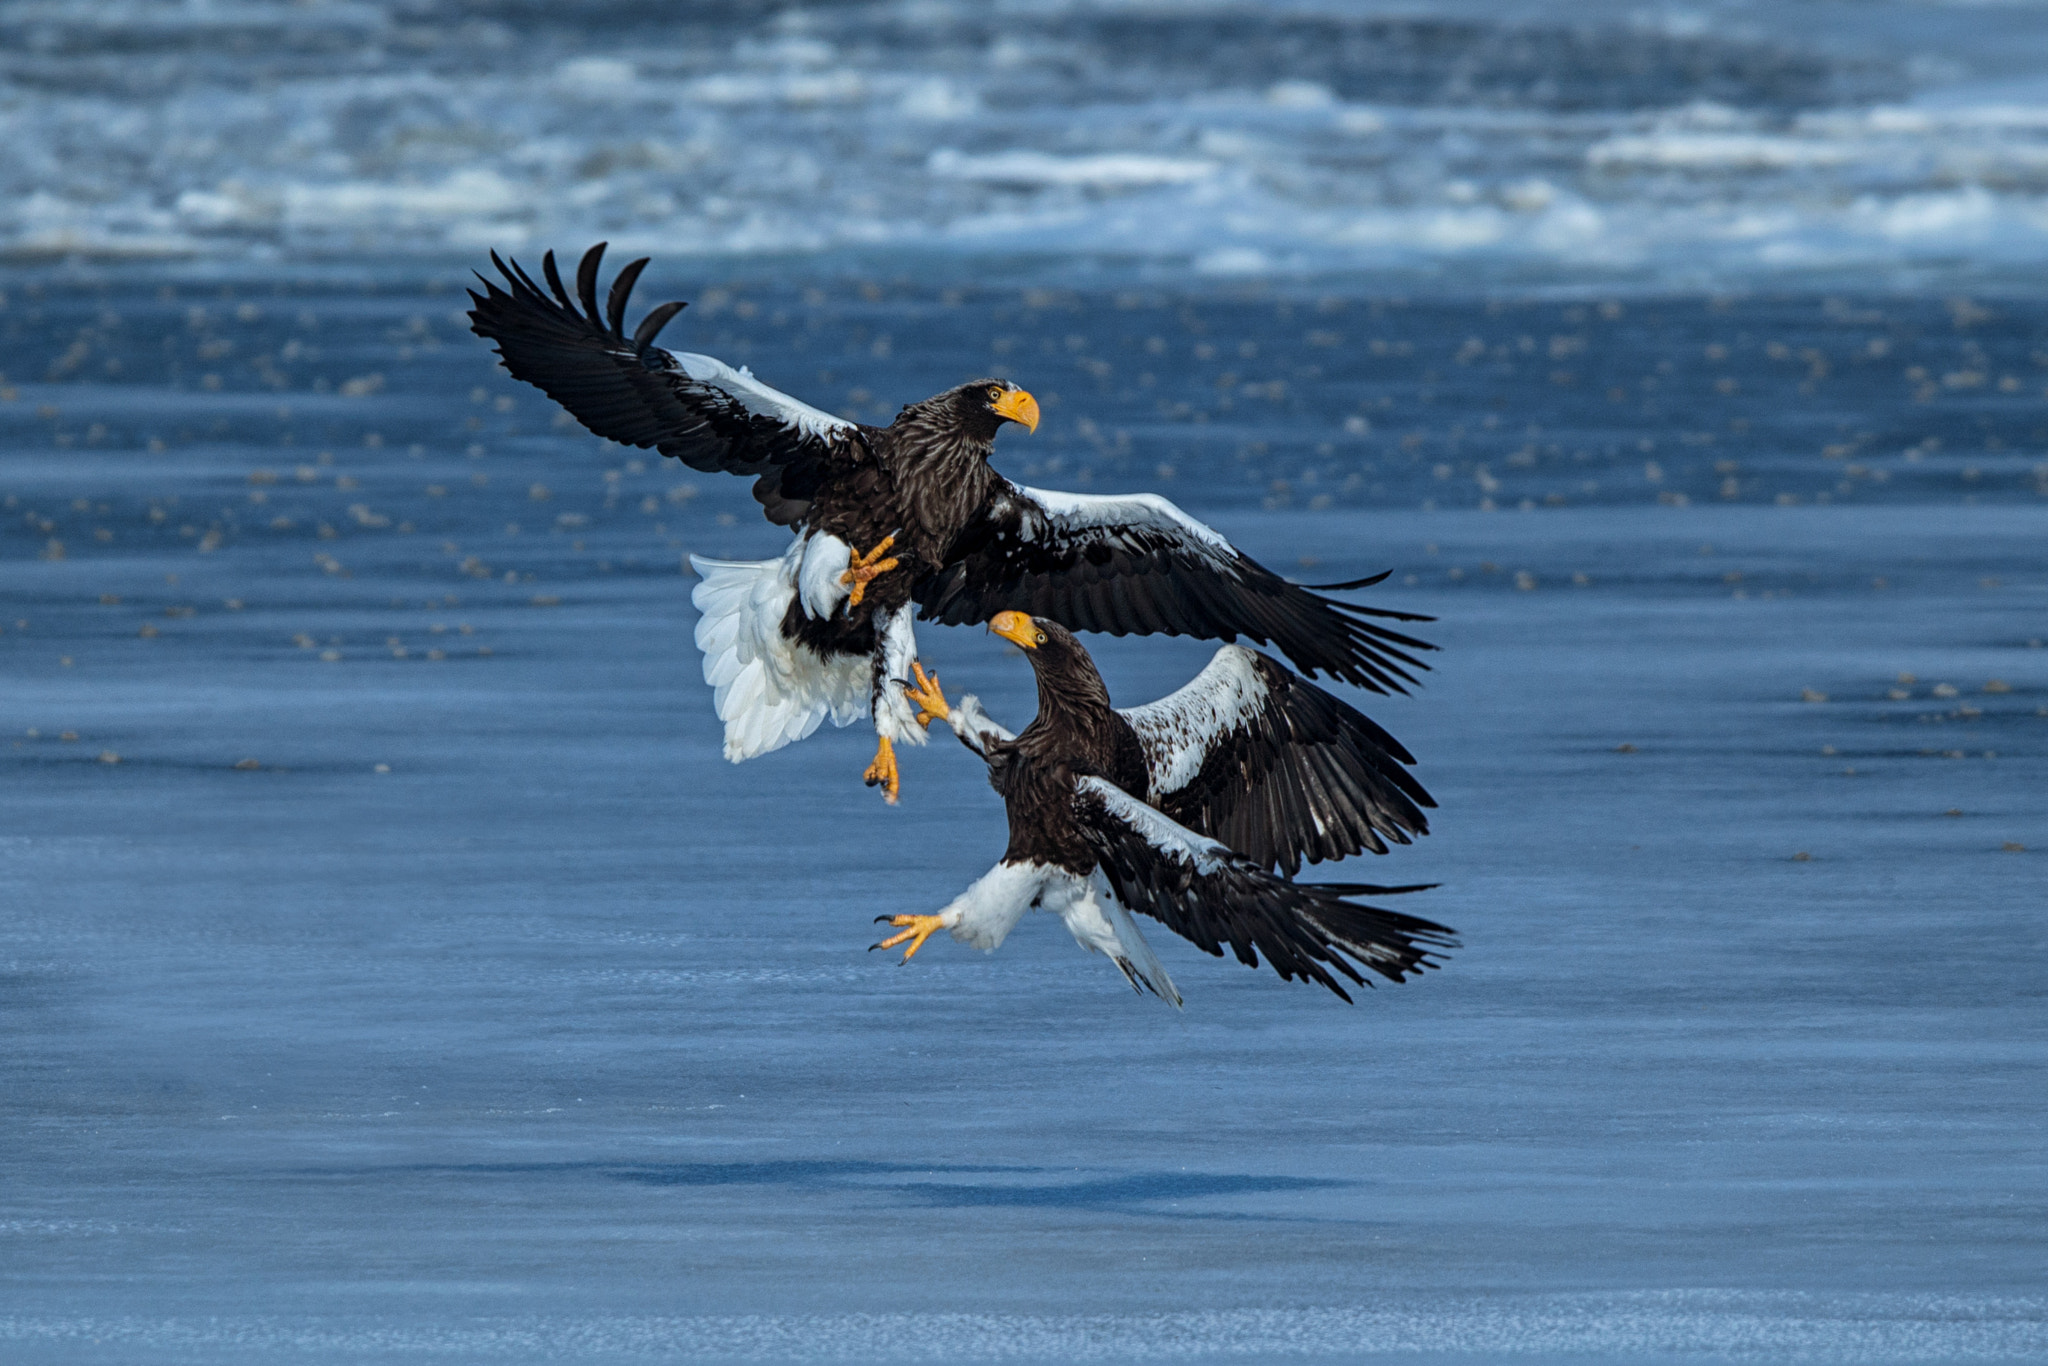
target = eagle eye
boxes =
[986,386,1003,402]
[1034,630,1046,645]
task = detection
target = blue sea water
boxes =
[3,3,2048,1363]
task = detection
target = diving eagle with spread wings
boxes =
[876,613,1453,1004]
[468,245,1434,802]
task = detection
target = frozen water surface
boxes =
[1,272,2043,1362]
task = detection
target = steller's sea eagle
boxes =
[468,245,1434,803]
[902,618,1434,876]
[875,613,1454,1004]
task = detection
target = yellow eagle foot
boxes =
[862,735,900,805]
[840,535,899,610]
[871,914,948,963]
[903,660,950,726]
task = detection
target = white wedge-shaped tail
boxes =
[689,542,867,762]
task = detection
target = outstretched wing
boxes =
[1120,645,1434,876]
[916,483,1434,693]
[467,243,864,526]
[1072,776,1455,1002]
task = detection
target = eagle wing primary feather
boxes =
[1119,645,1435,875]
[917,482,1436,693]
[468,243,863,527]
[1071,776,1455,1002]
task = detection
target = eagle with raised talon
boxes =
[468,244,1435,805]
[877,614,1453,1003]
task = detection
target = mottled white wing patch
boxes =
[1074,775,1231,876]
[1118,645,1272,796]
[1013,483,1239,560]
[666,350,857,440]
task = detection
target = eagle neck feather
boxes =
[1017,651,1115,763]
[880,413,1002,562]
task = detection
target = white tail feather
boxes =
[1040,871,1183,1008]
[1093,878,1182,1008]
[689,546,868,763]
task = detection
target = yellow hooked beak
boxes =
[991,387,1040,432]
[988,611,1041,649]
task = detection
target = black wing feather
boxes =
[606,255,650,335]
[1073,778,1455,1002]
[919,486,1434,694]
[468,243,862,527]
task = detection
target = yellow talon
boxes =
[862,734,901,804]
[904,660,949,726]
[840,535,899,610]
[871,913,948,962]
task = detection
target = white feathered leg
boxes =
[871,602,926,747]
[876,861,1181,1006]
[860,600,927,804]
[872,860,1050,962]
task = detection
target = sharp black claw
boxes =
[873,915,893,925]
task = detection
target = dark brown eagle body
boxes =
[986,625,1152,874]
[771,389,1011,667]
[800,392,1007,574]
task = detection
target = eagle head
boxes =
[989,612,1109,710]
[952,379,1039,441]
[989,611,1083,660]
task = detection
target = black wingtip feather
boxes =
[632,300,687,352]
[539,249,570,309]
[1301,569,1392,591]
[607,256,651,338]
[575,242,607,327]
[1309,882,1443,899]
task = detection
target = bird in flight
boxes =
[878,613,1452,1004]
[468,245,1434,803]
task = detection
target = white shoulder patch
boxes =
[667,350,855,439]
[1014,483,1237,555]
[1075,775,1230,875]
[1118,645,1271,796]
